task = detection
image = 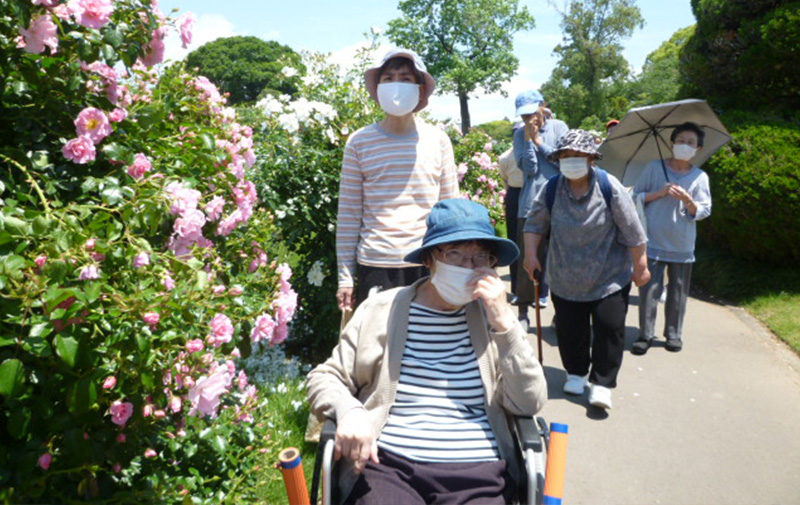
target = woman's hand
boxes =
[336,287,355,312]
[523,253,542,283]
[335,408,379,474]
[470,268,516,333]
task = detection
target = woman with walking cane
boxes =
[523,129,650,411]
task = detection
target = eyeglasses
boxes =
[436,248,497,268]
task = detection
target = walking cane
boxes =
[533,270,543,365]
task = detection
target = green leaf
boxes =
[101,143,131,164]
[101,43,115,61]
[200,133,216,150]
[2,254,27,280]
[195,270,209,290]
[28,151,50,170]
[56,334,80,368]
[68,377,98,414]
[140,370,154,389]
[213,435,228,454]
[0,359,25,398]
[3,216,31,237]
[32,215,50,235]
[84,282,102,304]
[29,322,52,340]
[105,27,124,48]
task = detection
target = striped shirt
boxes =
[377,303,500,463]
[336,120,459,287]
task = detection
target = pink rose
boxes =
[204,196,225,222]
[35,255,47,268]
[170,396,182,413]
[173,209,206,241]
[186,339,204,353]
[19,14,58,54]
[133,251,150,268]
[212,285,226,295]
[143,312,160,328]
[178,13,195,49]
[143,404,153,418]
[162,273,175,291]
[78,265,100,280]
[62,135,96,164]
[144,448,158,458]
[251,313,275,344]
[209,313,233,347]
[228,285,244,296]
[127,153,152,180]
[74,107,112,144]
[154,409,166,419]
[109,400,134,426]
[73,0,114,29]
[113,463,121,473]
[188,369,232,418]
[116,433,126,443]
[102,376,117,389]
[141,27,166,67]
[109,108,128,122]
[85,238,96,250]
[38,453,53,470]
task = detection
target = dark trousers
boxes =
[552,284,631,389]
[345,448,514,505]
[355,264,428,307]
[516,218,549,304]
[505,187,521,294]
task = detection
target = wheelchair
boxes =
[309,415,551,505]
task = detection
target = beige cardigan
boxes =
[307,278,548,496]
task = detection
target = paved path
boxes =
[510,275,800,505]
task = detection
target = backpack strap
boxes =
[545,169,613,213]
[596,168,613,209]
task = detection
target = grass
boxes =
[253,377,320,504]
[693,242,800,353]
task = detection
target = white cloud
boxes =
[163,14,238,63]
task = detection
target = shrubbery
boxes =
[0,1,297,501]
[700,116,800,265]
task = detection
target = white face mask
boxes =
[377,82,420,117]
[430,260,475,307]
[560,157,589,180]
[673,143,697,161]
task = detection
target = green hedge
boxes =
[700,116,800,265]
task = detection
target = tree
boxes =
[186,36,304,104]
[386,0,535,134]
[541,0,644,127]
[681,0,800,113]
[633,25,695,106]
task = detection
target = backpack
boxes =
[545,168,613,213]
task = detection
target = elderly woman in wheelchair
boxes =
[307,199,548,505]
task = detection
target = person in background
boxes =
[523,129,650,410]
[497,122,525,301]
[512,90,569,326]
[336,48,459,313]
[632,122,712,354]
[309,198,547,505]
[606,119,620,137]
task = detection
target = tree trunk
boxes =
[459,92,471,135]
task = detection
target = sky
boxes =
[158,0,696,125]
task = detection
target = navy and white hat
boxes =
[404,199,519,267]
[547,129,604,163]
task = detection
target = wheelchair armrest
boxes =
[321,417,337,443]
[514,415,544,452]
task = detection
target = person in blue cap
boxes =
[512,90,569,326]
[308,198,547,505]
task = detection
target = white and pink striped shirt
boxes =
[336,120,459,288]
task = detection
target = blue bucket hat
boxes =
[404,199,519,266]
[515,89,544,116]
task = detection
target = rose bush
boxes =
[449,127,507,226]
[0,1,295,502]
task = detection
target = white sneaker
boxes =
[538,296,548,309]
[563,374,588,395]
[589,384,613,409]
